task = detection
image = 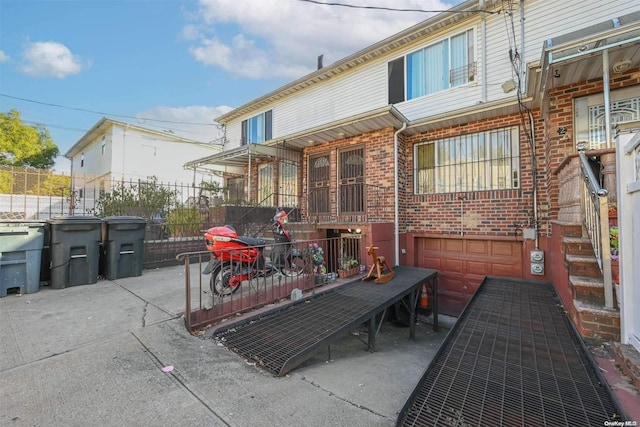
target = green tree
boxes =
[33,173,71,197]
[0,110,59,169]
[0,169,13,193]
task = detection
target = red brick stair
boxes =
[561,226,620,342]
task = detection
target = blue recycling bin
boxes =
[0,222,45,297]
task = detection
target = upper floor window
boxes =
[389,29,475,104]
[80,153,84,168]
[414,127,519,194]
[101,135,106,155]
[241,110,272,145]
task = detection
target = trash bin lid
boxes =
[47,215,103,224]
[0,221,45,233]
[103,216,147,224]
[0,220,46,227]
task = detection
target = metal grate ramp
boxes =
[213,266,438,376]
[216,293,377,375]
[397,277,625,427]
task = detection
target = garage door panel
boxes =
[443,239,464,253]
[491,263,522,277]
[467,240,490,256]
[443,258,464,271]
[463,274,485,295]
[492,241,518,257]
[416,237,523,316]
[438,273,468,313]
[420,256,442,269]
[466,260,489,276]
[442,274,465,292]
[421,239,442,251]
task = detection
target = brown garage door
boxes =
[415,238,523,316]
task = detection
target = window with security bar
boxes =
[308,154,330,214]
[339,147,364,213]
[227,177,245,203]
[279,161,298,208]
[414,127,520,194]
[258,163,274,206]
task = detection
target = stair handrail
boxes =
[578,144,614,309]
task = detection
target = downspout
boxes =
[394,122,408,267]
[530,110,539,249]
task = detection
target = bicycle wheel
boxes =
[280,256,304,277]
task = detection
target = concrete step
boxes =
[570,275,606,306]
[566,254,602,279]
[563,236,595,257]
[573,299,620,342]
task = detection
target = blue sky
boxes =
[0,0,459,172]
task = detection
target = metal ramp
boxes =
[212,266,438,376]
[397,276,626,426]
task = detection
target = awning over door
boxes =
[184,143,299,172]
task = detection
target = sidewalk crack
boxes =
[142,302,148,327]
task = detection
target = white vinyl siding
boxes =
[521,0,637,67]
[221,0,639,146]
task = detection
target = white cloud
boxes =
[184,0,457,79]
[0,50,9,62]
[135,105,233,144]
[20,41,89,78]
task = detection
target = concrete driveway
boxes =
[0,265,448,427]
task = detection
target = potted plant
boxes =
[338,255,360,278]
[610,226,620,305]
[307,243,327,284]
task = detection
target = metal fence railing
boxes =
[178,236,368,331]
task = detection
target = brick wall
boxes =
[404,113,546,238]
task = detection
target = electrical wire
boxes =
[296,0,501,14]
[1,93,218,127]
[22,120,89,133]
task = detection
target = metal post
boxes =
[603,49,612,148]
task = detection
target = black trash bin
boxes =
[103,216,146,280]
[48,216,102,289]
[0,221,46,297]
